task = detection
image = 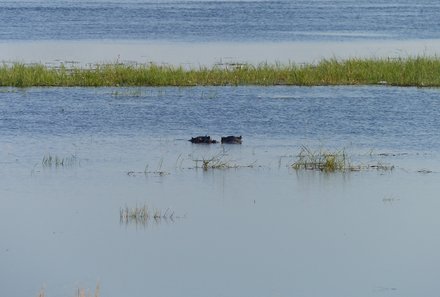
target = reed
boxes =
[37,283,99,297]
[193,153,255,170]
[292,146,356,172]
[42,154,78,167]
[2,57,440,87]
[291,146,395,172]
[120,204,176,225]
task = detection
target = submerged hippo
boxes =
[221,135,242,144]
[189,135,218,144]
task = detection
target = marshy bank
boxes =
[2,57,440,87]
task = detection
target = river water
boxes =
[2,1,440,297]
[2,0,440,65]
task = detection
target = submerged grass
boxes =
[3,57,440,87]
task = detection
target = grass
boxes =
[292,146,355,172]
[42,154,78,167]
[291,146,395,172]
[3,57,440,87]
[193,152,255,171]
[38,283,100,297]
[120,204,177,225]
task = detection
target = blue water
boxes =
[2,86,440,152]
[1,0,440,41]
[2,86,440,297]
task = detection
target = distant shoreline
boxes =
[1,57,440,87]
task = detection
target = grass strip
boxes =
[2,57,440,87]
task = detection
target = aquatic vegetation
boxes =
[120,204,177,225]
[38,283,100,297]
[201,156,237,170]
[291,146,395,172]
[193,153,253,170]
[2,57,440,87]
[42,154,78,167]
[292,146,355,172]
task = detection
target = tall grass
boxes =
[291,146,395,172]
[2,57,440,87]
[292,146,355,172]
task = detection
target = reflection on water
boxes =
[1,86,440,297]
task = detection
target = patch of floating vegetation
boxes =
[291,146,394,172]
[42,154,79,168]
[2,57,440,87]
[120,204,180,226]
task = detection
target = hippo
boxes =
[221,135,242,144]
[189,135,218,144]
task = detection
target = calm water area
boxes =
[2,1,440,297]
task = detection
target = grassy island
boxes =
[1,57,440,87]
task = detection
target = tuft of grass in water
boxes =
[193,152,255,171]
[3,57,440,87]
[38,283,100,297]
[42,154,78,167]
[200,155,237,171]
[127,159,170,177]
[76,283,100,297]
[120,204,178,225]
[292,146,395,172]
[292,146,355,172]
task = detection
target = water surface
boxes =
[1,0,440,42]
[1,86,440,297]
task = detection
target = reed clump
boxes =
[3,57,440,87]
[291,146,395,172]
[120,204,177,225]
[193,153,255,171]
[42,154,78,167]
[292,146,356,172]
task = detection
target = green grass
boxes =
[3,57,440,87]
[292,146,355,172]
[291,146,395,172]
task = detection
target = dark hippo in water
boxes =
[189,135,218,144]
[221,135,242,144]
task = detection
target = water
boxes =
[2,86,440,297]
[2,86,440,152]
[1,0,440,42]
[3,1,440,66]
[2,1,440,296]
